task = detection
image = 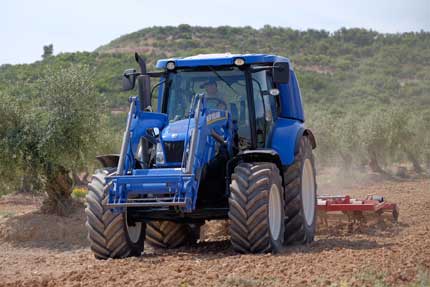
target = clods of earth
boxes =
[0,178,429,287]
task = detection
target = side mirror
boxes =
[122,69,137,91]
[137,74,151,111]
[272,62,290,84]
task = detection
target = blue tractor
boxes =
[85,53,317,259]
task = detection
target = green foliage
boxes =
[307,105,430,172]
[0,90,26,193]
[36,65,101,169]
[0,64,102,194]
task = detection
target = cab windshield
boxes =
[164,67,251,141]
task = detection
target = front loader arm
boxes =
[117,98,136,175]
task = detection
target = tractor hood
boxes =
[161,119,195,142]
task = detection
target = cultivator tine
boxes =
[317,210,329,227]
[392,205,399,223]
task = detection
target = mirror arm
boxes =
[147,71,166,77]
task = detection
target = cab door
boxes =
[251,70,277,148]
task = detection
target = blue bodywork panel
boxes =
[270,118,304,166]
[161,119,193,142]
[278,70,304,121]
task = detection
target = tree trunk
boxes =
[19,175,33,193]
[404,150,423,174]
[18,167,41,193]
[426,155,430,172]
[82,171,89,184]
[368,148,384,173]
[339,151,353,171]
[41,165,74,216]
[72,171,89,186]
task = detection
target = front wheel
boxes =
[145,221,199,249]
[85,169,146,259]
[228,162,285,253]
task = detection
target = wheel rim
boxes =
[125,212,142,244]
[301,159,316,226]
[268,184,282,241]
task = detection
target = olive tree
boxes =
[404,111,430,173]
[358,110,391,173]
[358,106,424,174]
[36,65,100,214]
[0,91,25,194]
[334,113,364,170]
[0,64,101,215]
[305,107,338,167]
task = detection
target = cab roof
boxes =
[156,53,290,69]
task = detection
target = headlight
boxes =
[156,143,165,164]
[234,58,245,66]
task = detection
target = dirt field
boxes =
[0,176,429,287]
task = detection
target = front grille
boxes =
[164,141,185,163]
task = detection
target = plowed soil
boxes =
[0,178,429,287]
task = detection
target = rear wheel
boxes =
[228,162,284,253]
[283,136,317,244]
[85,169,145,259]
[145,221,199,249]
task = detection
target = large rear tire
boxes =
[283,136,317,244]
[146,221,199,249]
[85,169,145,259]
[228,162,284,253]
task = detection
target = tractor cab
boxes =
[155,54,299,155]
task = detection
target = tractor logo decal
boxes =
[206,111,226,125]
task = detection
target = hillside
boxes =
[97,25,430,108]
[1,25,430,110]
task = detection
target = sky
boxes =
[1,0,429,65]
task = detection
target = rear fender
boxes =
[298,129,317,151]
[270,118,317,167]
[270,118,303,166]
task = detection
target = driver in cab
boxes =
[200,79,227,110]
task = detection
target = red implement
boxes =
[317,194,399,227]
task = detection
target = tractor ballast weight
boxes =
[85,53,318,258]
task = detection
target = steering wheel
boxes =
[206,97,227,110]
